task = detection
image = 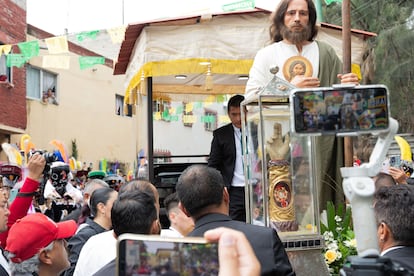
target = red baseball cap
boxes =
[5,213,77,263]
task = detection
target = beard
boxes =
[281,23,312,45]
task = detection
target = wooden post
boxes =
[342,0,354,167]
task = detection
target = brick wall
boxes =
[0,0,27,131]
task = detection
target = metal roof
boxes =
[113,8,270,75]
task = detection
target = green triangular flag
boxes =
[216,95,226,102]
[162,109,171,121]
[6,54,26,68]
[325,0,342,5]
[76,30,100,42]
[201,115,215,123]
[194,102,202,109]
[17,41,39,60]
[222,0,255,11]
[175,106,183,115]
[78,56,105,70]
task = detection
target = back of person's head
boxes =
[111,190,157,237]
[176,165,224,218]
[227,94,244,113]
[374,172,396,190]
[270,0,318,43]
[119,179,159,205]
[89,187,117,217]
[374,185,414,246]
[163,192,179,216]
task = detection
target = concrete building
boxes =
[0,1,138,175]
[0,0,28,156]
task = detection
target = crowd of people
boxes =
[0,0,413,275]
[0,151,412,275]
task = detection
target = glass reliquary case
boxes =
[241,74,323,250]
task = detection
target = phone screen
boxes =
[389,155,401,168]
[117,234,219,276]
[291,85,389,135]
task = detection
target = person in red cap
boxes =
[5,213,77,275]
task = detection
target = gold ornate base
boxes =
[268,161,298,231]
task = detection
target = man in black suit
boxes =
[375,184,414,272]
[208,94,246,222]
[176,165,295,276]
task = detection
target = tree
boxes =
[323,0,414,132]
[71,139,78,160]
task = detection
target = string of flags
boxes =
[152,95,231,124]
[0,26,126,70]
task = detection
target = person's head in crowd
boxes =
[163,192,194,236]
[111,190,159,237]
[87,170,106,181]
[77,179,109,225]
[118,179,161,233]
[0,189,10,232]
[89,187,118,230]
[227,94,244,129]
[83,179,109,203]
[6,213,77,275]
[270,0,318,43]
[374,185,414,253]
[176,165,228,220]
[0,164,21,199]
[48,162,71,197]
[373,172,396,190]
[119,179,160,212]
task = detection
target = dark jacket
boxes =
[64,218,107,276]
[92,259,115,276]
[208,123,236,187]
[189,213,295,276]
[383,246,414,273]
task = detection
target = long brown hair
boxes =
[269,0,319,43]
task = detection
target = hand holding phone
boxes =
[117,234,219,276]
[204,227,261,276]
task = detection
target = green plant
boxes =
[71,139,78,160]
[321,201,358,275]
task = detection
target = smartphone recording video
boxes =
[117,234,219,276]
[290,85,390,135]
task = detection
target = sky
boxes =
[27,0,278,36]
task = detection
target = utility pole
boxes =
[342,0,354,167]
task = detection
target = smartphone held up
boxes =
[290,85,390,136]
[117,234,219,276]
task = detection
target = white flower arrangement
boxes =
[321,202,358,275]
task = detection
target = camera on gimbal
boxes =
[340,255,413,276]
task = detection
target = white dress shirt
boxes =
[231,125,245,187]
[73,230,116,276]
